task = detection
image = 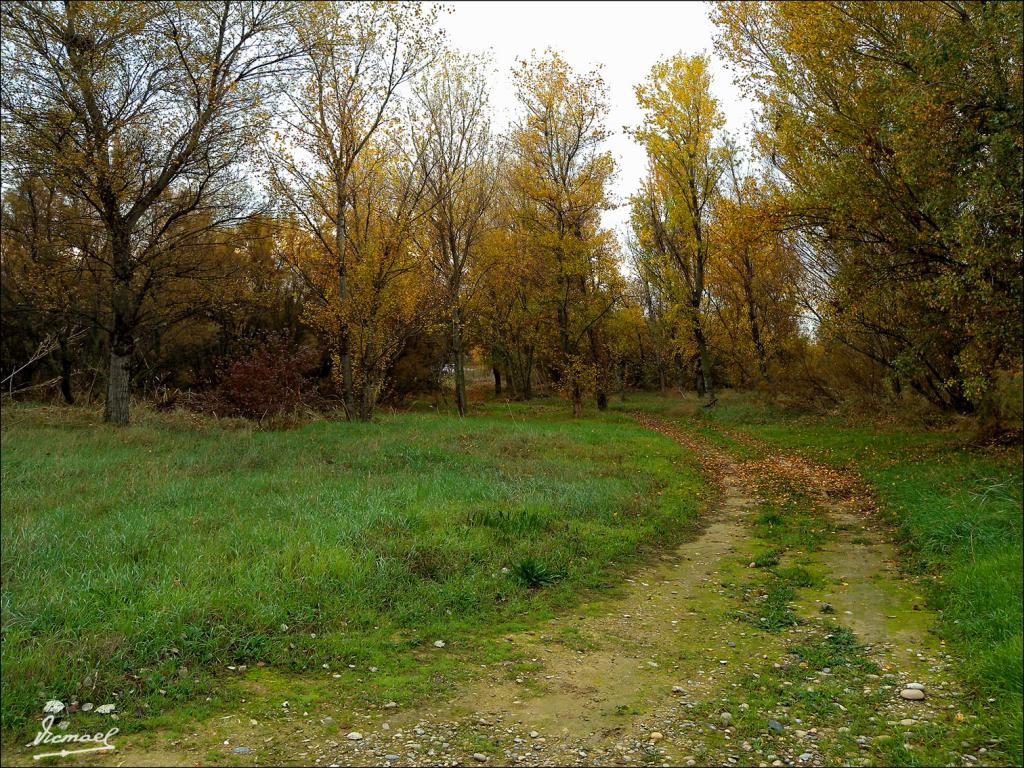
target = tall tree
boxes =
[469,219,546,401]
[267,1,440,420]
[510,50,619,416]
[412,51,500,417]
[291,132,433,421]
[1,0,298,424]
[631,53,727,404]
[709,150,803,386]
[712,1,1023,411]
[627,233,680,393]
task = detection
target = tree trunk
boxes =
[452,310,467,417]
[742,259,769,382]
[340,332,354,420]
[104,230,133,425]
[586,324,607,411]
[691,302,714,403]
[676,352,687,392]
[555,285,572,412]
[619,360,626,402]
[336,187,355,420]
[571,382,582,418]
[523,350,534,400]
[556,302,570,362]
[58,336,74,405]
[358,329,375,422]
[493,365,502,396]
[104,347,131,425]
[359,382,373,422]
[506,356,520,398]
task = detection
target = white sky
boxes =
[439,0,758,238]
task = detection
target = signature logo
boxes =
[28,714,119,760]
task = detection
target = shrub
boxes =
[204,334,317,420]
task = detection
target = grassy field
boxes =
[2,392,1021,762]
[620,391,1024,758]
[0,401,704,737]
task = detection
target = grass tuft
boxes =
[510,557,562,588]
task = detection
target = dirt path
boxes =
[321,417,972,767]
[7,416,985,767]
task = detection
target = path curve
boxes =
[314,415,968,767]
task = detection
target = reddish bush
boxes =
[206,335,317,419]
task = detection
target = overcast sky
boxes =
[439,1,758,237]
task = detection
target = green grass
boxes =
[0,401,704,737]
[748,580,799,632]
[774,565,818,589]
[621,390,1023,760]
[4,389,1020,761]
[751,548,782,568]
[730,457,832,635]
[753,485,832,554]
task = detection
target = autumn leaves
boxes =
[2,2,1019,422]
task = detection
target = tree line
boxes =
[2,1,1020,425]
